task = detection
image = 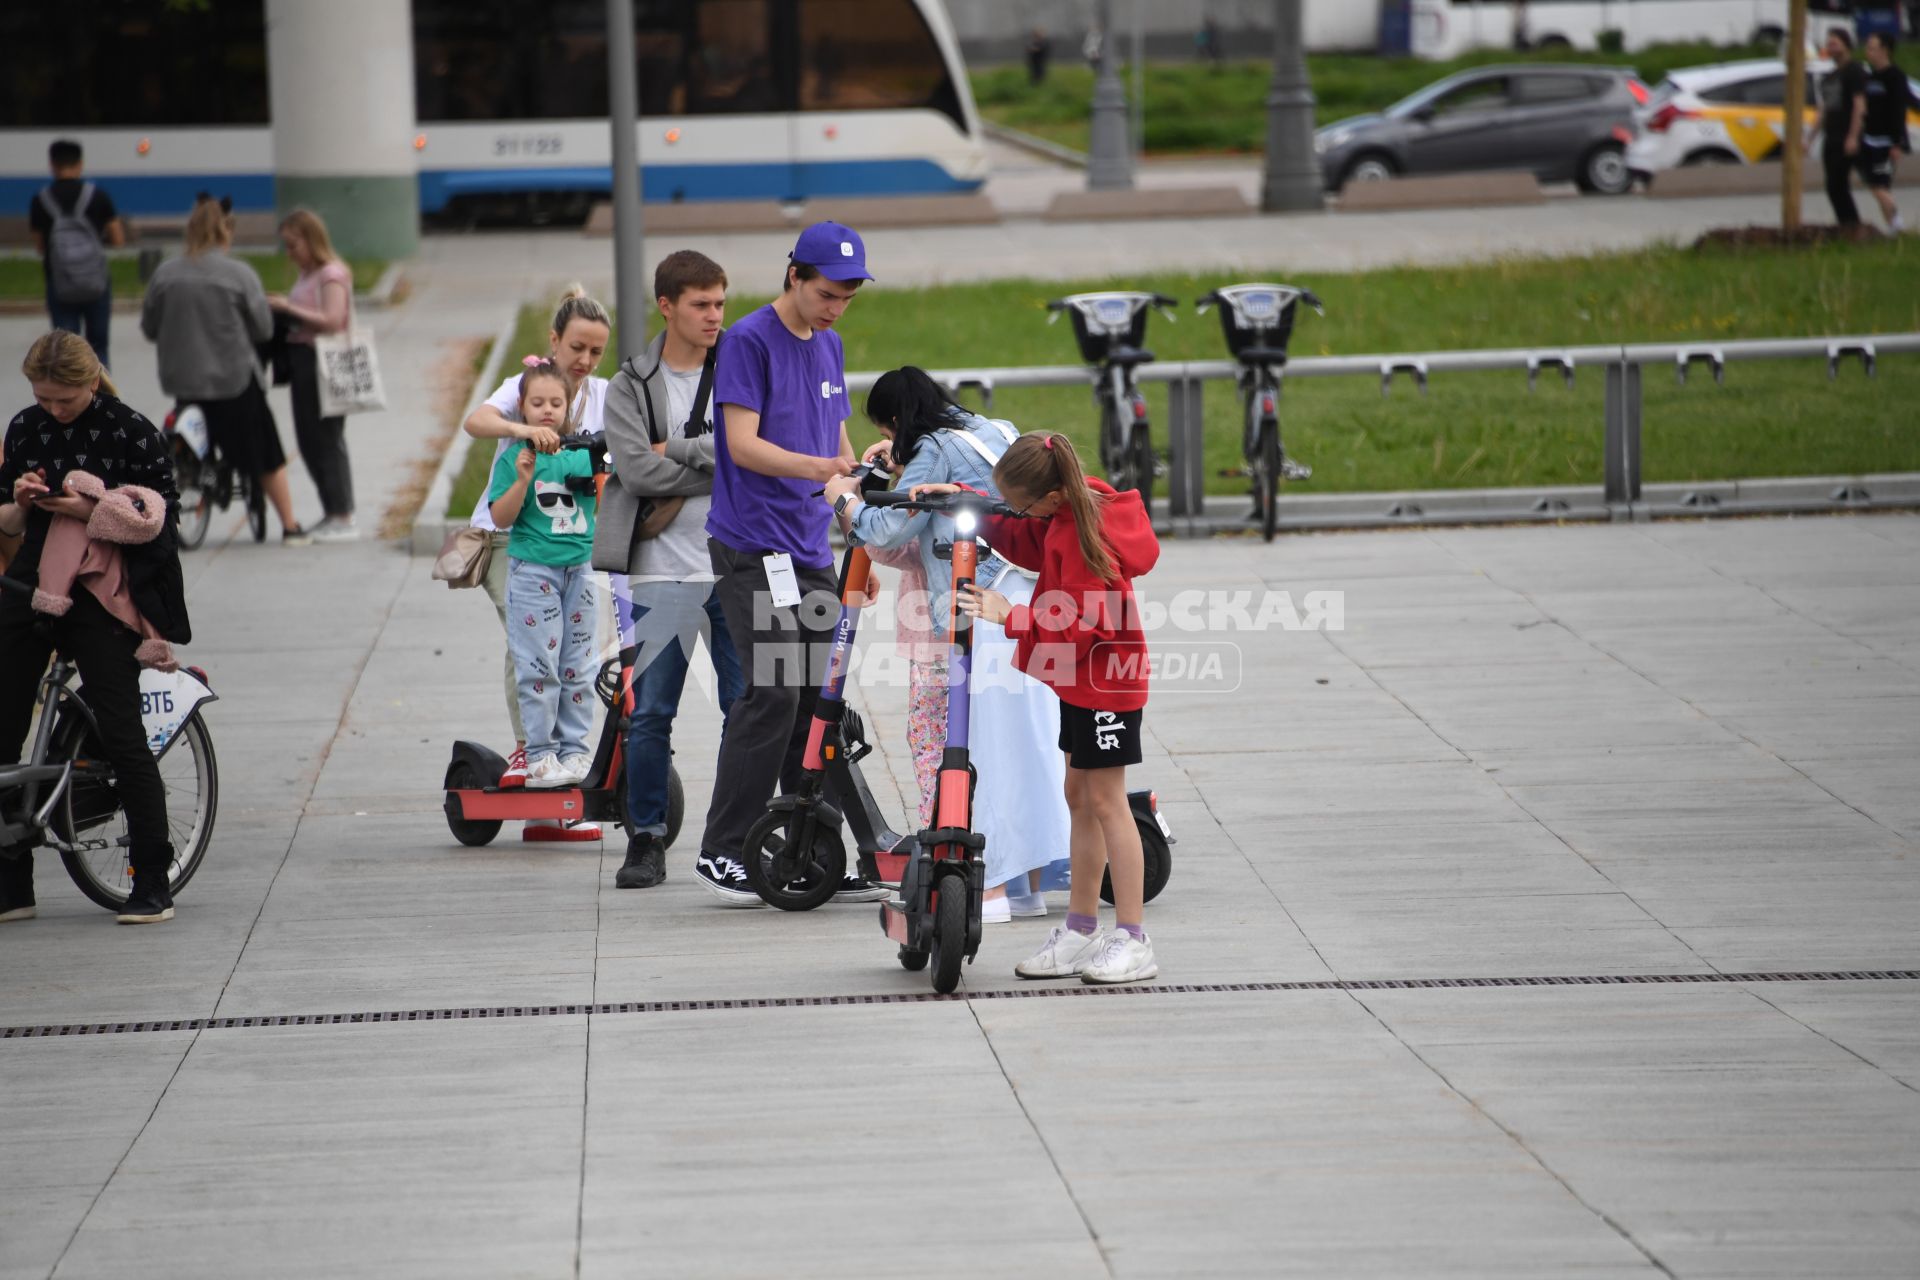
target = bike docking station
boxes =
[442,439,685,850]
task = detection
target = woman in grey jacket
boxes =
[140,197,306,543]
[591,250,742,892]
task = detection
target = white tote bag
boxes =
[314,325,387,417]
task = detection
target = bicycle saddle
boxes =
[1104,346,1157,368]
[1235,346,1291,367]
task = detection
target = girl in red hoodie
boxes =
[924,432,1162,985]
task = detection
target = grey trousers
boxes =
[289,343,355,518]
[699,537,840,863]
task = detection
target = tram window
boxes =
[414,0,611,121]
[1,0,269,127]
[797,0,964,128]
[684,0,782,114]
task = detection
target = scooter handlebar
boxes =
[863,490,1021,519]
[809,457,894,498]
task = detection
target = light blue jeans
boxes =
[505,558,596,763]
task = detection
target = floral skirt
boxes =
[906,655,949,828]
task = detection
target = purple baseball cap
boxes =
[790,220,873,282]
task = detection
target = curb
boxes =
[983,121,1089,169]
[0,257,408,316]
[407,308,519,558]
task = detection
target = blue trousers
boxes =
[47,290,113,372]
[505,558,596,762]
[625,580,742,836]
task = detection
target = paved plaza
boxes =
[3,227,1918,1277]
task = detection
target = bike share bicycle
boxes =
[1047,291,1178,511]
[0,574,220,911]
[441,438,687,850]
[1195,284,1323,543]
[164,402,267,549]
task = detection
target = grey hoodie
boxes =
[591,328,722,575]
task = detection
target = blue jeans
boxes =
[625,581,742,836]
[505,558,597,762]
[47,290,113,372]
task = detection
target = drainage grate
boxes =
[3,969,1915,1040]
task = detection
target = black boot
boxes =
[0,848,35,922]
[118,846,176,924]
[615,834,666,889]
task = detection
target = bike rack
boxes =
[1527,353,1576,392]
[1379,359,1429,398]
[1827,342,1876,380]
[1675,348,1726,386]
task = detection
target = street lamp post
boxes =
[1261,0,1324,213]
[1086,0,1134,190]
[606,0,647,362]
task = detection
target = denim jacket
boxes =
[847,411,1017,642]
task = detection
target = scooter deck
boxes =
[449,787,601,822]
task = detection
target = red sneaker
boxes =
[499,747,528,789]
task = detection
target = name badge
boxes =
[763,552,802,608]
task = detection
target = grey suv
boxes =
[1316,65,1647,195]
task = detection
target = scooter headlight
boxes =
[954,509,978,535]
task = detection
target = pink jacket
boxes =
[30,471,177,671]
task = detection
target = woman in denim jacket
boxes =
[824,367,1070,922]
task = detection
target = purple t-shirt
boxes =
[707,303,848,568]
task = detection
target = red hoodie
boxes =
[981,478,1160,712]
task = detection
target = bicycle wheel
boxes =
[1128,423,1156,513]
[172,442,211,551]
[1258,422,1281,543]
[247,479,267,543]
[57,712,218,910]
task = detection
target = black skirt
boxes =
[197,378,287,477]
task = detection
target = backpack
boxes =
[39,183,110,305]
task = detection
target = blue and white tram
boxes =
[0,0,987,221]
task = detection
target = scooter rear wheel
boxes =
[1100,820,1172,905]
[444,762,503,847]
[743,810,845,911]
[929,876,967,994]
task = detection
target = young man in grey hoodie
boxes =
[594,250,742,889]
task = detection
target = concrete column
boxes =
[266,0,419,259]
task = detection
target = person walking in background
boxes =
[694,222,875,906]
[29,140,124,371]
[268,209,358,542]
[141,197,308,544]
[1025,28,1051,86]
[462,286,612,798]
[596,249,741,891]
[1858,33,1912,234]
[1817,28,1870,229]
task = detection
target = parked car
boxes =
[1316,64,1649,195]
[1627,58,1920,181]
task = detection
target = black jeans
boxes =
[1825,145,1860,228]
[46,290,113,373]
[700,538,839,863]
[0,591,172,876]
[289,343,355,518]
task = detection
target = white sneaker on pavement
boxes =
[1080,930,1158,986]
[982,895,1011,925]
[310,516,360,544]
[1014,926,1103,979]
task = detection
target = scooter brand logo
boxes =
[820,380,844,399]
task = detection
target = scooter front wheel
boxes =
[898,946,929,972]
[743,810,845,912]
[929,877,967,993]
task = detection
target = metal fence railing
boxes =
[849,333,1920,527]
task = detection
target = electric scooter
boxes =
[869,485,1017,993]
[442,438,686,849]
[743,462,918,910]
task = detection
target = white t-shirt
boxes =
[468,374,611,531]
[631,362,716,585]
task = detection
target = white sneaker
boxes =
[310,516,360,543]
[1015,926,1103,980]
[1080,930,1158,986]
[982,895,1011,925]
[524,754,568,789]
[1006,889,1049,919]
[559,753,594,785]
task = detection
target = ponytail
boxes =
[994,432,1114,582]
[550,283,611,346]
[22,329,118,401]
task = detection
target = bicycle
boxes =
[0,575,220,910]
[1195,284,1323,543]
[164,402,267,550]
[1046,291,1179,511]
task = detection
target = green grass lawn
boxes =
[448,239,1920,515]
[0,253,387,301]
[972,41,1770,154]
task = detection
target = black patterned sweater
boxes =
[1,393,178,590]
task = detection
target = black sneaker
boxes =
[0,850,34,923]
[117,875,175,925]
[615,834,666,890]
[694,852,763,907]
[832,874,889,904]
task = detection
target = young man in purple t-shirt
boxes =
[695,221,882,905]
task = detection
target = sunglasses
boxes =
[536,491,574,510]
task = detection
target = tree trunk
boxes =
[1783,0,1808,232]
